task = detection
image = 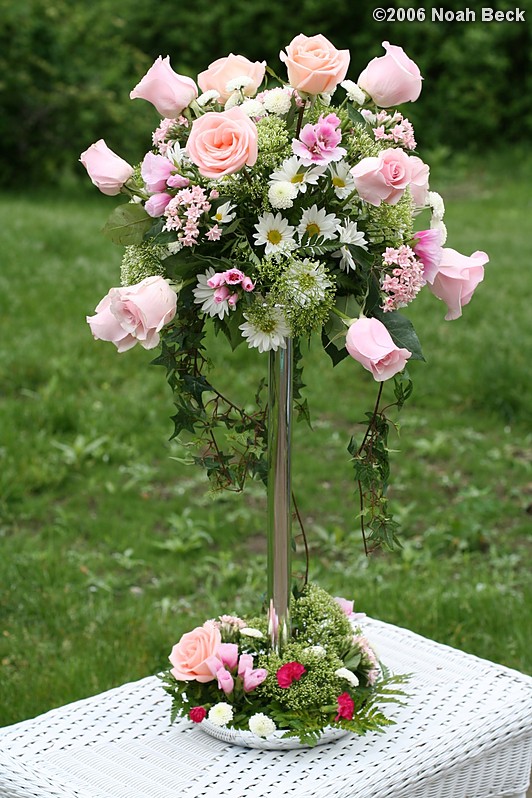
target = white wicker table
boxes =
[1,617,531,798]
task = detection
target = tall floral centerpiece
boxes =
[81,35,487,746]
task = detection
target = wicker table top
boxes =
[1,617,531,798]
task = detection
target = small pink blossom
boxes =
[227,293,239,308]
[224,269,246,285]
[334,597,354,617]
[241,276,255,292]
[214,285,232,304]
[292,113,346,166]
[206,225,222,241]
[380,245,425,311]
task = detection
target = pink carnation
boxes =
[276,661,306,688]
[292,113,346,166]
[335,692,355,721]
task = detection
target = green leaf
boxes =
[346,104,368,127]
[374,310,425,361]
[101,203,152,245]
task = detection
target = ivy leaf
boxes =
[101,203,152,245]
[374,310,425,361]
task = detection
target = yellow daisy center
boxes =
[332,176,346,188]
[267,229,282,245]
[291,173,304,184]
[306,223,321,237]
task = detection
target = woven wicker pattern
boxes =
[1,618,531,798]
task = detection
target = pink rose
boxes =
[186,107,258,178]
[87,276,177,353]
[130,56,198,118]
[409,155,430,206]
[145,192,172,218]
[216,667,235,695]
[351,148,412,206]
[357,41,422,107]
[346,317,411,381]
[279,33,350,95]
[218,643,239,671]
[413,228,443,283]
[238,654,254,675]
[168,620,222,683]
[141,152,175,193]
[79,139,134,196]
[427,248,488,320]
[242,667,268,692]
[198,54,266,104]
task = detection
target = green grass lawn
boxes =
[1,156,531,726]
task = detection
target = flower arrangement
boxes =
[160,584,405,745]
[80,34,487,744]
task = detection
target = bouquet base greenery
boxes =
[161,584,407,748]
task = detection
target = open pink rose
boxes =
[198,54,265,104]
[168,621,222,683]
[186,107,258,178]
[351,148,412,206]
[80,140,134,196]
[358,41,422,107]
[346,317,412,381]
[409,155,430,206]
[87,276,177,352]
[130,56,198,118]
[279,33,350,95]
[428,248,488,320]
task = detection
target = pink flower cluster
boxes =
[206,645,268,695]
[164,185,216,245]
[152,118,181,155]
[363,109,416,150]
[292,113,346,166]
[207,268,255,309]
[352,634,380,686]
[381,245,425,311]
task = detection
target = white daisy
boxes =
[197,89,220,107]
[298,205,339,242]
[262,88,292,115]
[333,246,356,272]
[269,156,325,194]
[335,667,360,687]
[193,267,230,319]
[285,259,332,307]
[239,308,290,353]
[329,161,356,199]
[253,212,296,256]
[268,181,298,209]
[208,702,234,727]
[249,713,277,737]
[337,220,368,250]
[428,191,445,220]
[212,201,236,224]
[341,80,366,105]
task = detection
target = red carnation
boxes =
[189,706,207,723]
[335,692,355,721]
[276,661,306,688]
